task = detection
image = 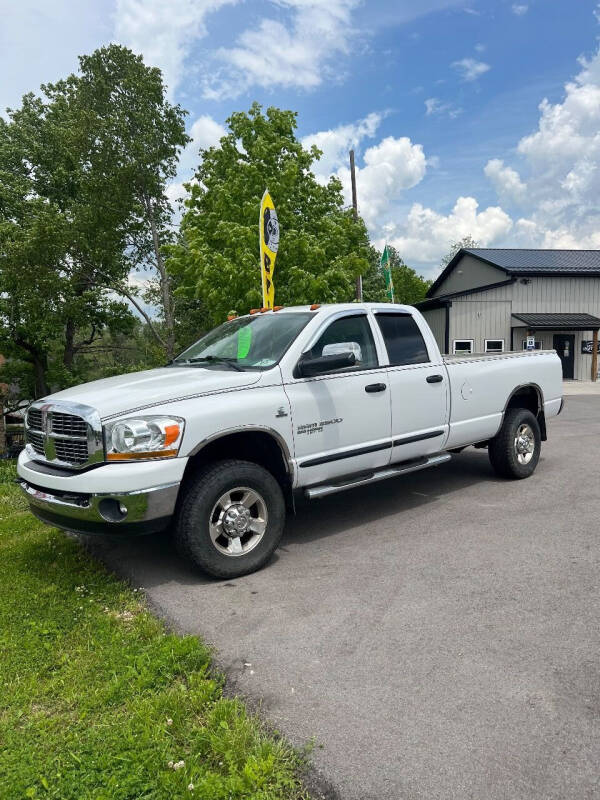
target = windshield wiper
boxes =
[186,356,243,371]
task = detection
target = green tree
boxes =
[166,104,371,326]
[0,45,189,395]
[362,246,388,303]
[388,246,432,304]
[0,106,134,395]
[440,235,479,269]
[362,245,431,305]
[74,46,190,358]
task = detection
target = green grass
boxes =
[0,461,309,800]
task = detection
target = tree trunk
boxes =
[33,355,49,398]
[64,318,76,369]
[147,196,175,359]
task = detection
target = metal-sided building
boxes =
[416,248,600,381]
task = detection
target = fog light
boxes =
[98,498,128,522]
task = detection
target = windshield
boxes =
[172,312,313,370]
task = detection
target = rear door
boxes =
[283,312,392,486]
[374,311,449,462]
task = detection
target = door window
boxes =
[375,313,430,366]
[304,314,378,372]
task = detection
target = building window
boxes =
[453,339,473,355]
[522,339,543,350]
[484,339,504,353]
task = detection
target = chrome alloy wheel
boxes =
[514,423,535,465]
[209,487,268,557]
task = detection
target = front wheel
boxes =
[488,408,541,479]
[174,459,286,578]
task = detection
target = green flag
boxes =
[380,244,395,303]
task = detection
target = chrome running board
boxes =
[304,453,451,500]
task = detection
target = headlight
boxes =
[104,416,185,461]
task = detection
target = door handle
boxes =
[426,374,444,384]
[365,383,387,393]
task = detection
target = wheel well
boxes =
[184,431,293,506]
[505,385,547,440]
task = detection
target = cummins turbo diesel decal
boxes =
[297,418,343,435]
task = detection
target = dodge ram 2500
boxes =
[18,303,564,577]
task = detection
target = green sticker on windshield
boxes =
[237,326,252,359]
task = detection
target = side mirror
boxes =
[297,351,356,378]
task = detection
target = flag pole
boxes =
[349,149,363,302]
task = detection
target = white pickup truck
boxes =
[18,303,563,578]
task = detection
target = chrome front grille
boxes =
[51,412,88,438]
[26,430,45,455]
[27,407,43,431]
[54,439,90,465]
[24,401,104,469]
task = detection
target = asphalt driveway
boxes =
[86,395,600,800]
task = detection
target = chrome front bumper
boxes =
[19,479,180,536]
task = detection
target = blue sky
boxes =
[3,0,600,278]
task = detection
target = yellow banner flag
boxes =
[259,189,279,308]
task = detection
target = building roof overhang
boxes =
[416,278,516,310]
[511,312,600,330]
[426,248,600,299]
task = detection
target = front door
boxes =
[284,312,392,486]
[553,334,575,379]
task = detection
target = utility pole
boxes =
[349,149,363,302]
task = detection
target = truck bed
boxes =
[441,349,563,449]
[443,349,556,363]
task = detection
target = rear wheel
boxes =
[175,459,286,578]
[488,408,541,479]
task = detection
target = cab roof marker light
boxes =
[310,304,321,311]
[273,306,284,311]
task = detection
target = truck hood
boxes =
[43,367,262,420]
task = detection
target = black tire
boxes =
[174,459,286,578]
[488,408,541,479]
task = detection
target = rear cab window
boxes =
[375,313,430,366]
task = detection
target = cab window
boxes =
[305,314,379,371]
[376,313,430,366]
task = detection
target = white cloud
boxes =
[336,137,428,229]
[188,114,227,153]
[302,112,383,178]
[484,159,527,204]
[511,4,529,15]
[346,136,427,227]
[167,113,227,205]
[203,0,359,99]
[114,0,237,99]
[452,57,491,81]
[425,97,462,118]
[482,29,600,249]
[304,115,427,230]
[386,197,513,265]
[1,0,111,114]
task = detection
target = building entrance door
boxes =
[553,334,575,379]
